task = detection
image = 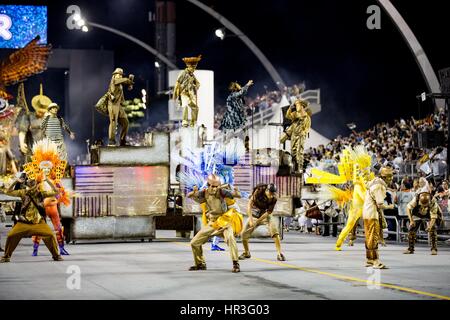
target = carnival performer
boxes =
[22,139,71,256]
[41,103,75,161]
[219,80,253,132]
[403,192,441,255]
[280,99,311,173]
[0,174,63,263]
[362,166,394,269]
[173,55,201,127]
[107,68,134,146]
[187,174,243,273]
[239,183,286,261]
[306,146,375,251]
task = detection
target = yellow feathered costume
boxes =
[306,146,374,251]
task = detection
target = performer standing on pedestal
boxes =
[280,99,311,173]
[219,80,254,132]
[107,68,134,146]
[173,55,201,127]
[41,103,75,161]
[362,166,394,269]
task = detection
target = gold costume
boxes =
[361,168,393,269]
[188,175,243,272]
[107,68,133,146]
[404,193,441,255]
[280,100,311,173]
[173,55,201,127]
[306,146,375,251]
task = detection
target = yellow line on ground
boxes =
[173,241,450,300]
[252,257,450,301]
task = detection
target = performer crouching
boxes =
[187,174,243,273]
[239,183,286,261]
[403,192,441,255]
[0,175,63,263]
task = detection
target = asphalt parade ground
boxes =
[0,229,449,300]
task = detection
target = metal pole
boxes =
[186,0,286,91]
[377,0,444,110]
[87,21,178,70]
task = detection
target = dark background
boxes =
[1,0,448,139]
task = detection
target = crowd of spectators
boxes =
[305,107,448,180]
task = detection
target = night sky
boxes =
[3,0,449,139]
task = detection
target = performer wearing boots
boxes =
[0,175,63,263]
[219,80,254,132]
[187,174,243,273]
[211,236,225,251]
[362,166,394,269]
[41,103,75,161]
[239,183,286,261]
[280,99,311,173]
[31,170,70,256]
[22,139,72,256]
[403,192,441,255]
[173,55,201,127]
[107,68,134,146]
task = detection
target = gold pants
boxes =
[3,220,59,259]
[336,210,361,247]
[108,103,129,144]
[191,222,238,266]
[363,219,380,260]
[181,95,198,127]
[291,134,306,170]
[241,214,279,241]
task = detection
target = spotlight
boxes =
[215,28,225,40]
[154,61,160,68]
[77,19,85,27]
[81,25,89,32]
[73,13,81,22]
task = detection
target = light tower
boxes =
[154,0,177,94]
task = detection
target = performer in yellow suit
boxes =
[306,146,375,251]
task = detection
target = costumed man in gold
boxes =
[280,99,311,173]
[403,192,441,255]
[239,183,286,261]
[173,55,201,127]
[107,68,134,146]
[187,174,243,273]
[0,174,63,263]
[362,166,394,269]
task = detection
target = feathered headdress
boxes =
[23,138,66,182]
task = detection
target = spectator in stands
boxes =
[435,180,449,215]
